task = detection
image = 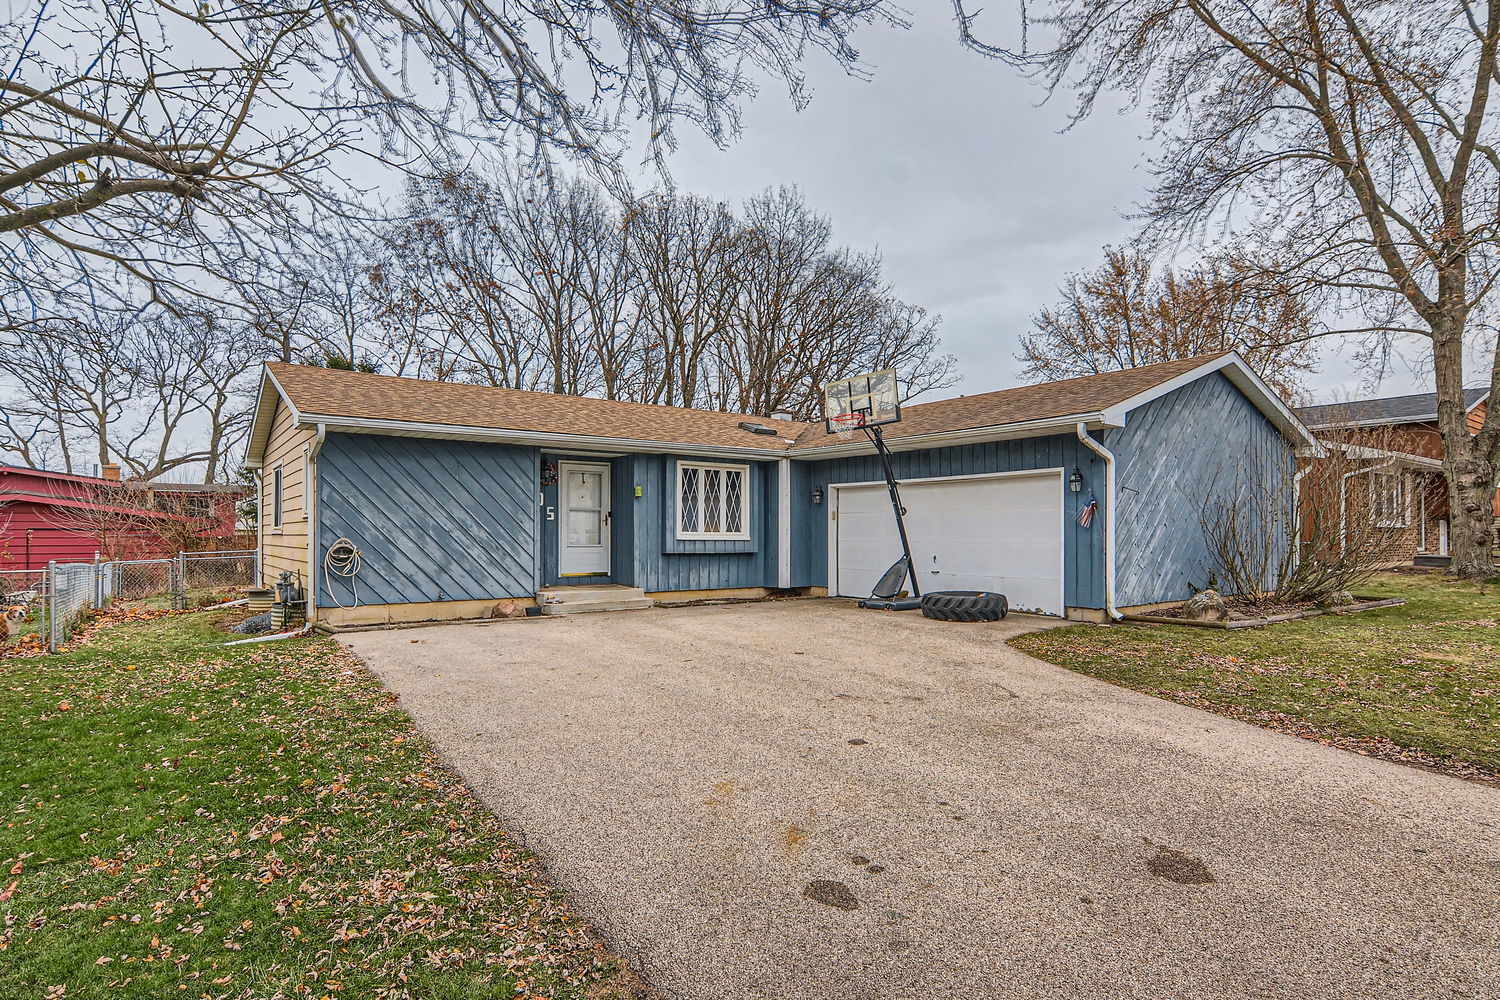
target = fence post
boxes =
[92,554,103,610]
[47,560,59,653]
[175,551,187,610]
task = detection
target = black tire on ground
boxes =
[919,590,1008,622]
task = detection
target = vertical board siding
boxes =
[1108,372,1295,606]
[537,453,778,591]
[789,433,1107,609]
[627,455,777,592]
[317,434,540,608]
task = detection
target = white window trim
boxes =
[271,464,284,531]
[1370,471,1410,529]
[676,461,751,541]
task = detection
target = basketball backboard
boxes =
[824,369,900,436]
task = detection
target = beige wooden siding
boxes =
[260,397,314,586]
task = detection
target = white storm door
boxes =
[559,462,611,576]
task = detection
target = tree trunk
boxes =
[1434,315,1497,579]
[1444,441,1497,578]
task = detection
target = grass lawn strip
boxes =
[1,609,634,999]
[1011,573,1500,784]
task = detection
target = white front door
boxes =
[832,471,1065,615]
[559,462,611,577]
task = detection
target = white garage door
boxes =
[833,471,1064,615]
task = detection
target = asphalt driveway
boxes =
[343,600,1500,1000]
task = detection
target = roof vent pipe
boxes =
[769,411,794,421]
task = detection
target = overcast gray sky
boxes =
[644,7,1435,405]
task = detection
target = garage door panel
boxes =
[834,473,1064,615]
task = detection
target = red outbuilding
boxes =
[0,463,245,571]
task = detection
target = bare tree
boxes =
[1201,425,1442,603]
[0,0,901,329]
[37,482,181,562]
[960,0,1500,577]
[1021,247,1320,399]
[366,171,956,414]
[0,312,264,481]
[630,192,747,408]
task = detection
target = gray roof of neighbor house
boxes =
[247,352,1317,465]
[1296,387,1489,429]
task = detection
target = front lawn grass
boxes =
[1011,573,1500,781]
[1,610,629,999]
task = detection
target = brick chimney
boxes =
[101,463,121,482]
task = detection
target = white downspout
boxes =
[305,424,327,620]
[1075,423,1122,621]
[255,468,264,586]
[776,458,792,589]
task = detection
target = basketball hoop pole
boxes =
[865,423,921,599]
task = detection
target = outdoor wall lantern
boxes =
[1069,467,1084,493]
[812,488,825,505]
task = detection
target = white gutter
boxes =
[305,423,327,620]
[224,627,311,647]
[794,412,1123,460]
[1075,423,1122,621]
[299,414,794,462]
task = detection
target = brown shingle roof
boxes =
[265,354,1232,456]
[266,364,809,452]
[790,354,1228,449]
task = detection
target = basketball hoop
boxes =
[824,369,900,438]
[830,411,867,441]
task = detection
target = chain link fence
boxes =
[3,550,258,652]
[181,551,255,605]
[110,558,177,601]
[0,568,47,602]
[47,562,105,652]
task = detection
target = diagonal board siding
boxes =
[1106,371,1295,607]
[316,433,540,608]
[791,433,1106,609]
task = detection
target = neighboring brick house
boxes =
[0,464,245,571]
[1296,388,1494,565]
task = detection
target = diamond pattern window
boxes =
[677,462,749,540]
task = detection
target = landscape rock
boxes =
[1183,589,1230,622]
[1318,590,1356,608]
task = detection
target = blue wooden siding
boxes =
[1106,372,1295,606]
[614,454,777,592]
[316,434,540,608]
[313,369,1293,613]
[790,434,1108,609]
[537,453,778,591]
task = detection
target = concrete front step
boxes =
[536,584,654,616]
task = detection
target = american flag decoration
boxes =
[1077,494,1098,528]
